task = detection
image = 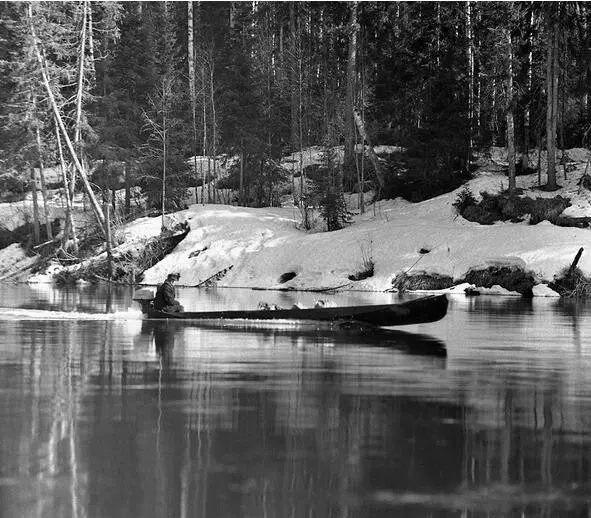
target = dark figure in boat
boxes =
[153,273,184,313]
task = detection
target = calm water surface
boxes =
[0,284,590,518]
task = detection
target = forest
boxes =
[0,1,589,249]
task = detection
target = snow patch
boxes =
[477,285,521,296]
[532,284,561,297]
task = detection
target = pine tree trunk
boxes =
[546,15,558,190]
[344,1,358,171]
[124,164,131,217]
[475,5,482,140]
[74,1,87,139]
[162,100,167,230]
[32,94,52,240]
[506,31,516,194]
[524,6,534,161]
[35,124,52,240]
[229,1,236,28]
[289,3,298,155]
[491,77,497,143]
[207,156,211,204]
[72,0,88,198]
[87,1,96,80]
[54,117,78,253]
[187,1,198,204]
[465,1,474,169]
[436,2,441,68]
[585,6,590,119]
[267,14,273,157]
[201,63,207,204]
[210,62,217,204]
[30,166,41,244]
[359,51,366,215]
[240,139,244,205]
[560,61,567,180]
[552,20,559,181]
[104,198,113,279]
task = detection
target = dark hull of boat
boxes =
[143,294,448,327]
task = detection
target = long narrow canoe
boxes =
[136,294,448,327]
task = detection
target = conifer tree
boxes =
[313,126,351,232]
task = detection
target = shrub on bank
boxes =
[452,187,477,215]
[454,189,572,226]
[460,265,536,297]
[349,240,375,281]
[391,272,454,292]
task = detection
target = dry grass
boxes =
[348,240,375,281]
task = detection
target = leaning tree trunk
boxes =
[28,4,106,233]
[72,0,89,199]
[353,108,385,190]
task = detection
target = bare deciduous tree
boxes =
[142,76,180,230]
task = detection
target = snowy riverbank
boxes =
[2,147,591,296]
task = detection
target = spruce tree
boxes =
[313,129,351,232]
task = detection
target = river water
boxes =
[0,284,590,518]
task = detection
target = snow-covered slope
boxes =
[7,146,591,293]
[138,160,591,291]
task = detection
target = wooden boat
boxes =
[133,291,448,327]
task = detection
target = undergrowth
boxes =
[454,189,572,226]
[54,222,190,284]
[549,267,591,298]
[391,272,453,292]
[391,265,537,296]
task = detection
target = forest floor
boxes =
[1,146,591,297]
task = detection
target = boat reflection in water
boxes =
[152,322,176,367]
[141,318,447,358]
